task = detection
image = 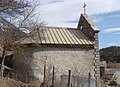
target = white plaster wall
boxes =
[13,46,95,85]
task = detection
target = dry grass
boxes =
[107,63,120,68]
[0,77,37,87]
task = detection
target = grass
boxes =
[0,77,38,87]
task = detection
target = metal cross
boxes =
[83,3,86,14]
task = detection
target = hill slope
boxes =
[100,46,120,63]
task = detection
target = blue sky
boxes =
[34,0,120,49]
[91,11,120,48]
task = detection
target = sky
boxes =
[29,0,120,48]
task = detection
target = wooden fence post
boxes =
[68,70,71,87]
[43,56,47,83]
[88,72,91,87]
[43,64,46,83]
[52,66,55,87]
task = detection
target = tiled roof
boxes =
[19,26,94,45]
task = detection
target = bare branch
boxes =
[0,0,45,82]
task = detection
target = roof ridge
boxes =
[44,26,77,29]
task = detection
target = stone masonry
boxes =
[13,47,95,85]
[13,13,100,87]
[78,14,100,87]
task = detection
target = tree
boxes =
[0,0,44,83]
[0,0,30,16]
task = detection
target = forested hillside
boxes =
[100,46,120,63]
